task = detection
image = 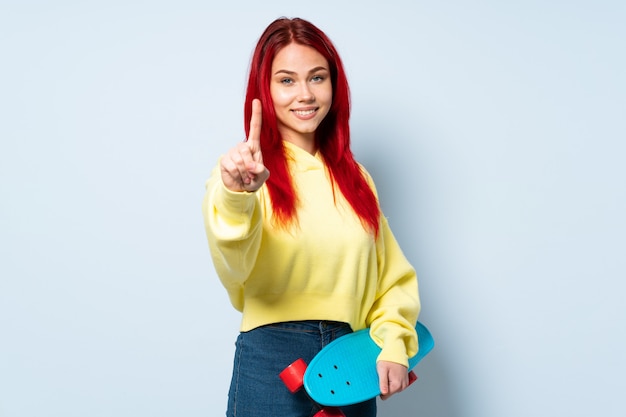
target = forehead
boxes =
[271,43,329,72]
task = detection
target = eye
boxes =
[311,75,325,83]
[280,78,294,85]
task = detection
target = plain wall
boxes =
[1,1,624,416]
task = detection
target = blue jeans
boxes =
[226,320,377,417]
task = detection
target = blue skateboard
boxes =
[280,321,434,416]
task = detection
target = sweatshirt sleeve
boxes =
[201,160,264,311]
[367,216,421,367]
[361,169,420,367]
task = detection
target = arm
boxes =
[201,99,269,310]
[368,215,421,399]
[201,165,264,310]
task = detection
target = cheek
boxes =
[270,87,291,107]
[318,85,333,106]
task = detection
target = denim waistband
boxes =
[260,320,351,334]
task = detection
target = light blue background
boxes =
[1,1,624,416]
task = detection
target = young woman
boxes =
[202,17,421,417]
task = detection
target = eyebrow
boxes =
[273,66,329,76]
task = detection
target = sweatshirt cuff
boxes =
[376,338,409,368]
[215,181,257,216]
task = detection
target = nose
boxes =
[298,83,315,102]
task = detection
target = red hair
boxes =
[244,17,380,235]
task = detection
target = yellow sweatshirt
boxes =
[202,141,420,366]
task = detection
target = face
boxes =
[270,43,333,152]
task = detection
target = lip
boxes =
[291,107,319,120]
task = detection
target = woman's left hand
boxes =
[376,360,409,400]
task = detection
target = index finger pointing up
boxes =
[247,98,262,151]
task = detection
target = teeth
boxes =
[293,109,315,116]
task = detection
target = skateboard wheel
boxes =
[408,370,418,386]
[279,358,307,393]
[314,407,346,417]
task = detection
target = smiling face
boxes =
[270,43,333,154]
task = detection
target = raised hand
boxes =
[220,99,270,192]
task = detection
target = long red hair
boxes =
[244,17,380,235]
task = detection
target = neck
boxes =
[283,134,317,155]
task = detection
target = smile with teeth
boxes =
[292,108,317,116]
